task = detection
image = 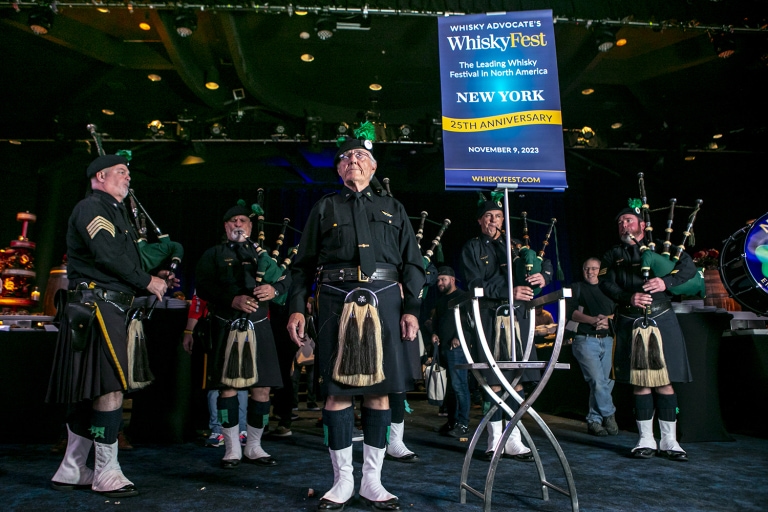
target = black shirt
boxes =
[289,186,425,317]
[196,241,290,315]
[66,189,150,294]
[600,240,697,307]
[460,233,553,300]
[566,281,615,336]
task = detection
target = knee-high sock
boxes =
[321,408,355,505]
[634,393,655,421]
[217,395,240,429]
[388,392,407,423]
[361,407,390,449]
[90,409,121,445]
[655,392,678,422]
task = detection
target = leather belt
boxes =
[320,266,399,283]
[578,333,611,339]
[479,298,509,310]
[621,300,672,317]
[68,288,135,308]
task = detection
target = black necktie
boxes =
[352,192,376,277]
[233,243,258,289]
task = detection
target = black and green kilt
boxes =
[208,307,283,390]
[316,280,410,397]
[46,300,131,404]
[613,307,693,384]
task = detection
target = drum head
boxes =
[720,212,768,315]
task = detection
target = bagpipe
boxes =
[630,172,705,298]
[379,177,451,292]
[87,124,184,277]
[238,196,301,306]
[478,191,562,296]
[219,201,299,388]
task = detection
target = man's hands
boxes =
[157,270,180,289]
[146,271,179,301]
[232,294,259,313]
[253,284,279,302]
[400,314,419,341]
[182,332,194,354]
[287,312,307,347]
[146,276,168,300]
[512,272,546,302]
[631,277,668,308]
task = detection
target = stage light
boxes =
[205,68,220,90]
[148,74,162,82]
[147,120,164,134]
[315,18,336,40]
[593,25,617,53]
[272,123,288,140]
[580,126,595,140]
[398,125,412,141]
[336,122,349,137]
[209,123,226,138]
[175,10,197,38]
[28,5,54,35]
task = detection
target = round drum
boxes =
[720,212,768,316]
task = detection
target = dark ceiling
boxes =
[0,0,767,299]
[0,0,766,183]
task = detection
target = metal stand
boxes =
[453,288,579,512]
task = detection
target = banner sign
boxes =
[437,10,567,191]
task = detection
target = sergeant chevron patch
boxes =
[87,216,116,238]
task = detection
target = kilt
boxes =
[316,280,410,397]
[208,307,283,390]
[46,300,132,404]
[613,307,693,384]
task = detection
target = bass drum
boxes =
[720,212,768,315]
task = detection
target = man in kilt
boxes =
[46,153,172,497]
[287,134,425,511]
[600,204,695,461]
[195,202,287,469]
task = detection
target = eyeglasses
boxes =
[338,151,370,162]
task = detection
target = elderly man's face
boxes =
[224,215,252,242]
[617,214,645,244]
[478,210,504,238]
[337,149,376,192]
[93,164,131,202]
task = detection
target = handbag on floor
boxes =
[424,349,447,406]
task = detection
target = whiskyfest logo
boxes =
[446,32,548,52]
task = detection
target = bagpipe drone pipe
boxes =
[87,124,184,276]
[477,191,564,295]
[630,173,705,298]
[375,176,451,295]
[247,191,301,306]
